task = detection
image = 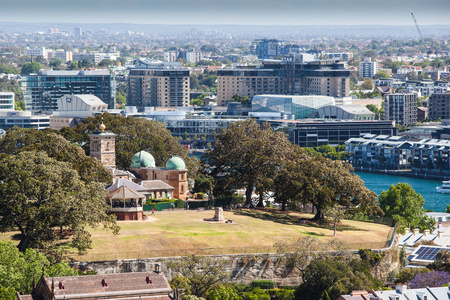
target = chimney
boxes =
[424,229,430,236]
[413,228,420,235]
[146,276,152,284]
[404,228,410,234]
[438,231,442,238]
[58,282,65,290]
[101,279,108,287]
[395,284,407,294]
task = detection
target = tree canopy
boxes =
[59,113,194,172]
[0,128,112,184]
[202,119,302,206]
[378,183,435,232]
[20,62,41,75]
[0,151,119,254]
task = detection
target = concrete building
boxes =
[0,92,15,110]
[428,93,450,121]
[49,95,108,130]
[359,57,378,78]
[384,93,418,127]
[127,58,190,110]
[22,47,50,60]
[339,285,450,300]
[217,60,350,106]
[163,51,179,62]
[0,110,49,131]
[327,52,353,61]
[21,70,115,112]
[251,39,285,59]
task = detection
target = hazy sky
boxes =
[1,0,449,25]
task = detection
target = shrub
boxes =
[175,199,185,208]
[251,280,274,290]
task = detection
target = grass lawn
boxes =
[0,209,392,261]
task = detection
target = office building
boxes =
[21,70,115,112]
[22,47,50,60]
[252,95,335,119]
[0,111,49,131]
[359,57,378,78]
[428,93,450,121]
[217,60,350,106]
[327,52,353,61]
[73,26,82,36]
[316,105,375,120]
[384,93,418,127]
[127,58,190,110]
[0,92,15,110]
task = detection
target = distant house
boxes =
[18,268,172,300]
[339,284,450,300]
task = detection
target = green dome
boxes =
[165,156,186,170]
[130,151,156,168]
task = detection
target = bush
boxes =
[197,192,205,199]
[175,199,185,208]
[251,280,274,290]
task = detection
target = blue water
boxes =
[355,172,450,212]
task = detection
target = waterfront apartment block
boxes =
[216,60,350,106]
[127,59,190,110]
[384,93,418,127]
[346,134,450,172]
[21,70,115,112]
[427,93,450,121]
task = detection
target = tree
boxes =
[378,183,435,232]
[0,241,77,295]
[98,59,114,67]
[191,98,204,106]
[59,113,194,173]
[0,151,119,254]
[167,255,231,298]
[49,58,62,69]
[275,156,381,220]
[294,258,381,300]
[324,206,346,236]
[360,79,373,90]
[408,271,450,289]
[80,58,93,68]
[20,62,41,75]
[373,70,390,79]
[0,128,112,184]
[206,285,241,300]
[202,120,300,206]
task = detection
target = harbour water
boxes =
[355,172,450,213]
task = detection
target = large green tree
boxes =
[0,128,111,184]
[379,183,435,232]
[0,151,119,254]
[59,113,194,172]
[202,119,302,206]
[20,62,41,75]
[0,241,77,296]
[274,156,381,220]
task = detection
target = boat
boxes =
[436,181,450,193]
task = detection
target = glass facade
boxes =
[252,95,335,119]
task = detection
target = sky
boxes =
[1,0,450,25]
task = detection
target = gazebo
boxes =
[107,185,146,220]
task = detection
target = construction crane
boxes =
[411,13,424,42]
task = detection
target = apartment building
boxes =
[0,92,15,110]
[428,93,450,121]
[359,57,378,78]
[384,93,418,127]
[127,58,190,110]
[216,60,350,106]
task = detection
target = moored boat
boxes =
[436,181,450,193]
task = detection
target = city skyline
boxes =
[1,0,450,26]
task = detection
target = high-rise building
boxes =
[127,59,190,110]
[428,93,450,121]
[216,60,350,106]
[384,93,418,127]
[21,70,116,112]
[251,39,285,59]
[359,57,378,78]
[74,27,82,37]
